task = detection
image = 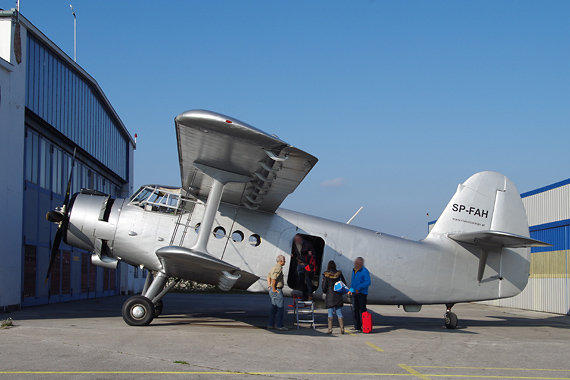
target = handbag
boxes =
[334,281,349,294]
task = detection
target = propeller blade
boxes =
[45,227,63,283]
[63,147,77,207]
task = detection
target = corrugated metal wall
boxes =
[523,183,570,226]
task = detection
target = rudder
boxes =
[428,171,533,298]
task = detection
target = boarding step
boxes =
[294,300,315,329]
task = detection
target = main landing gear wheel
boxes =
[122,296,155,326]
[445,311,458,329]
[444,304,458,329]
[154,300,164,317]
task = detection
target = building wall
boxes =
[0,15,26,310]
[0,10,142,309]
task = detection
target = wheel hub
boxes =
[131,305,146,319]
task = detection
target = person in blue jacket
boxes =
[348,257,371,332]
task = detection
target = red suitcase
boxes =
[361,311,373,333]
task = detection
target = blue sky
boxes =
[6,0,570,240]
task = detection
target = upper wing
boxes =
[175,110,318,212]
[448,230,550,248]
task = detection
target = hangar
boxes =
[0,9,144,311]
[430,179,570,315]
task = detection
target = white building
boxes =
[0,9,144,311]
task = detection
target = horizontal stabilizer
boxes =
[156,246,259,290]
[448,230,550,248]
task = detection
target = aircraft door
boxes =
[287,234,325,295]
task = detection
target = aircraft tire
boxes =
[154,300,163,317]
[445,311,458,329]
[122,296,155,326]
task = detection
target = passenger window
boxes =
[249,234,261,247]
[213,226,226,239]
[231,231,244,242]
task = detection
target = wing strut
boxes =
[191,163,250,255]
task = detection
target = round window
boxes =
[231,230,244,242]
[213,226,226,239]
[249,234,261,247]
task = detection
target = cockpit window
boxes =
[129,185,196,214]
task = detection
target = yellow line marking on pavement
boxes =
[347,331,357,336]
[422,375,570,379]
[2,370,568,379]
[365,341,384,352]
[0,371,413,376]
[414,365,570,372]
[399,364,431,380]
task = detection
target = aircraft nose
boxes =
[65,191,123,256]
[46,209,65,223]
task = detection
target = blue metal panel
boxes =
[25,35,129,181]
[521,178,570,198]
[531,225,570,253]
[529,219,570,232]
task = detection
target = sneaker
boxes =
[276,326,289,331]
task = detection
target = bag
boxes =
[333,281,349,294]
[362,311,373,333]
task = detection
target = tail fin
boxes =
[428,171,540,298]
[428,171,529,238]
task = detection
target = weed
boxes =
[0,318,14,329]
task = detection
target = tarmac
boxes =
[1,292,569,379]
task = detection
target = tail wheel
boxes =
[445,311,458,329]
[154,300,164,317]
[122,296,154,326]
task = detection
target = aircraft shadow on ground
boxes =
[364,310,570,334]
[7,294,569,336]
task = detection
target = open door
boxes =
[287,234,325,293]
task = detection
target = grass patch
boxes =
[0,318,14,329]
[170,280,248,294]
[173,360,189,365]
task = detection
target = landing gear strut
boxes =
[154,299,164,317]
[444,303,458,329]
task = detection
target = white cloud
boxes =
[320,177,345,188]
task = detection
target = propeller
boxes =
[45,148,76,283]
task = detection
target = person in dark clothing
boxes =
[292,234,316,300]
[321,260,346,334]
[348,257,371,332]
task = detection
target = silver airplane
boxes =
[46,109,549,328]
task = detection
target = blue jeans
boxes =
[268,289,284,328]
[328,306,343,318]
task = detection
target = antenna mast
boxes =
[69,4,76,62]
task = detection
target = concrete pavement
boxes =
[1,293,569,379]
